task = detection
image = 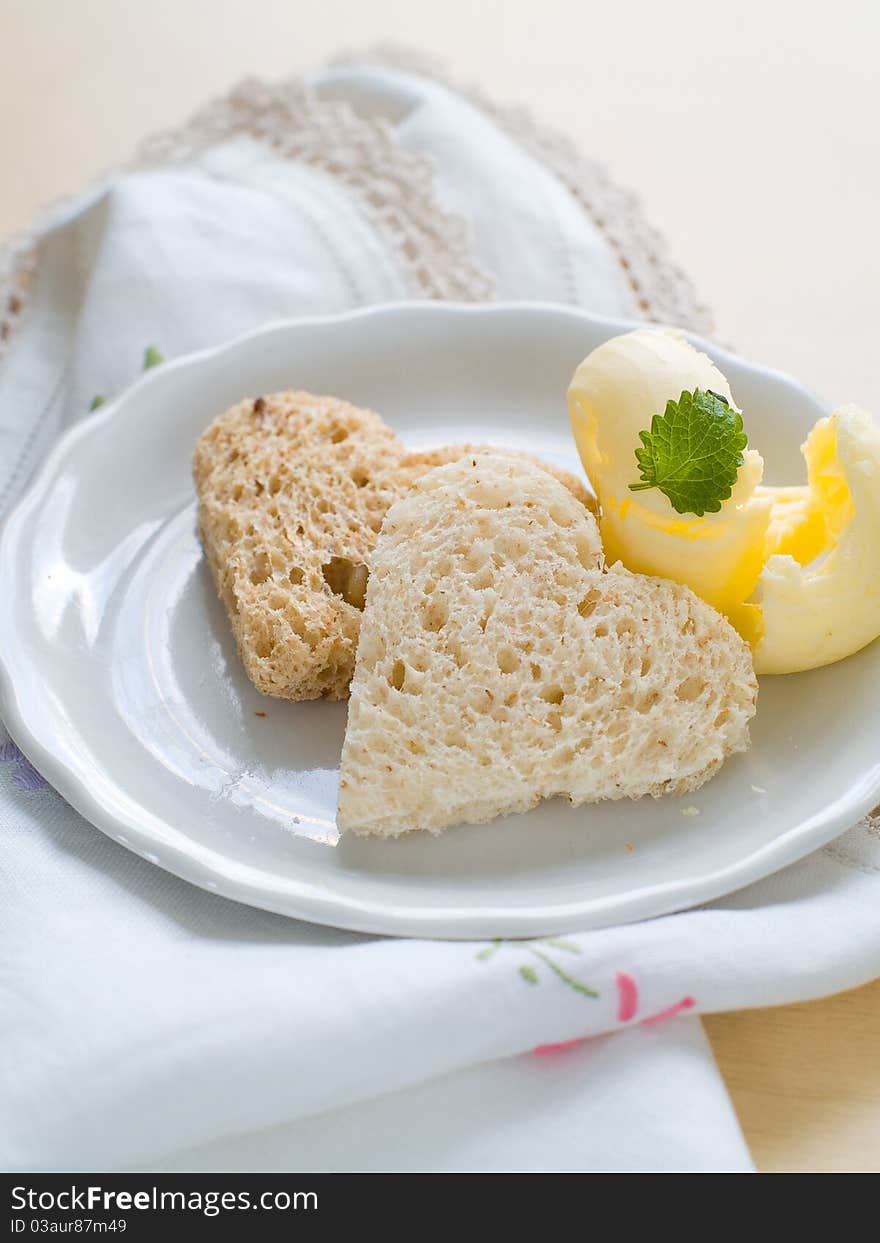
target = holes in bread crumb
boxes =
[330,427,349,443]
[268,475,282,496]
[322,557,368,610]
[494,531,530,561]
[530,662,542,680]
[470,481,510,509]
[254,635,274,659]
[576,537,598,570]
[540,685,565,705]
[447,638,467,669]
[681,618,696,635]
[421,598,448,632]
[250,551,272,585]
[549,503,574,527]
[471,566,494,590]
[232,483,244,502]
[497,648,520,674]
[389,660,406,691]
[640,655,651,677]
[289,566,304,585]
[315,667,339,693]
[473,689,494,713]
[288,614,309,641]
[594,624,609,638]
[676,676,705,702]
[578,589,600,617]
[360,634,386,665]
[352,467,370,488]
[547,710,563,732]
[714,709,730,727]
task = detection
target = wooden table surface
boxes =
[3,0,879,1172]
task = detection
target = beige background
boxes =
[1,0,878,1171]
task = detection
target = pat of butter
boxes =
[568,329,880,674]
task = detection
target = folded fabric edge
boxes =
[331,41,713,335]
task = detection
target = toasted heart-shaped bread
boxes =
[338,454,757,836]
[194,392,594,701]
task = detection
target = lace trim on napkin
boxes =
[0,238,35,365]
[823,811,880,874]
[332,43,712,334]
[0,75,494,367]
[130,77,494,303]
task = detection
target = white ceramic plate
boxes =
[1,303,878,939]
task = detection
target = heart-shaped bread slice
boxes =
[194,391,595,702]
[337,455,757,836]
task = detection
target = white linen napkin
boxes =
[1,54,876,1173]
[151,1020,751,1174]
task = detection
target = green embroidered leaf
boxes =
[629,388,748,517]
[519,965,539,985]
[476,939,502,962]
[89,395,105,411]
[541,937,581,955]
[529,949,599,998]
[143,344,164,370]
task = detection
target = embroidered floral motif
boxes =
[640,996,696,1026]
[477,950,699,1055]
[88,343,166,412]
[0,739,48,792]
[615,970,639,1022]
[532,971,698,1055]
[476,937,599,999]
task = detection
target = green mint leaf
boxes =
[629,388,748,516]
[143,345,164,370]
